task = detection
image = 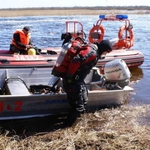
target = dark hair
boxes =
[95,40,113,55]
[23,26,30,32]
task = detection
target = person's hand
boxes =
[26,45,32,49]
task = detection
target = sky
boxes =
[0,0,150,8]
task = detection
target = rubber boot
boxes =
[64,109,80,127]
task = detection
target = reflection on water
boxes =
[130,67,144,82]
[129,66,150,105]
[129,67,150,126]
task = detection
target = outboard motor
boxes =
[103,59,132,89]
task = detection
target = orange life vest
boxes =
[11,29,31,49]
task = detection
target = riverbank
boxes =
[0,8,149,17]
[0,105,150,149]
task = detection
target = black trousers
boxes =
[63,80,88,112]
[10,44,27,54]
[10,44,41,55]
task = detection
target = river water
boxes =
[0,14,149,105]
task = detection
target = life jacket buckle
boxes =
[75,75,79,80]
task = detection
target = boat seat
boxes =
[4,76,30,95]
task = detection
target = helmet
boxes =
[95,40,113,56]
[28,48,36,55]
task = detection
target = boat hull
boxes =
[0,66,133,120]
[0,87,132,120]
[0,48,144,71]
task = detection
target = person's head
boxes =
[95,40,113,57]
[23,26,30,35]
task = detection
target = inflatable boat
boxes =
[0,47,144,73]
[0,14,144,70]
[60,14,144,71]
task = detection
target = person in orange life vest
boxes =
[62,40,113,127]
[10,26,33,54]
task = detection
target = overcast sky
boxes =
[0,0,149,8]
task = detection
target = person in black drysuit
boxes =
[62,40,113,127]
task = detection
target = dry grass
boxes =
[0,8,149,17]
[0,104,150,150]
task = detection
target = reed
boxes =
[0,105,150,149]
[0,8,149,17]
